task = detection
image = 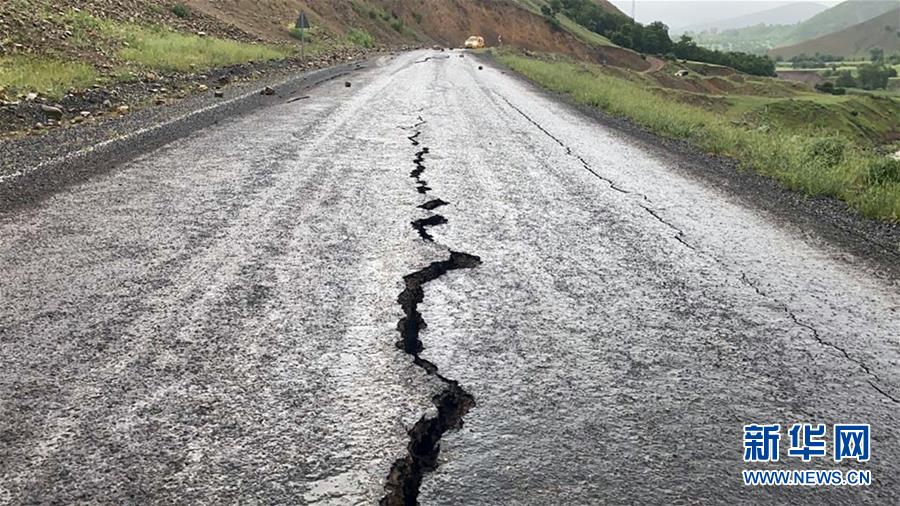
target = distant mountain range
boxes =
[770,6,900,58]
[684,0,899,55]
[681,2,830,33]
[783,0,899,45]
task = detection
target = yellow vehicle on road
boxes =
[464,36,485,49]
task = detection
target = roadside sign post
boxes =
[296,11,311,64]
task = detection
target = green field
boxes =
[497,51,900,221]
[777,61,900,82]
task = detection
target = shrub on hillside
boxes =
[814,81,846,96]
[347,28,375,48]
[815,81,834,93]
[170,4,190,19]
[835,70,856,88]
[806,137,846,168]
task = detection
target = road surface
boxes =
[1,50,898,505]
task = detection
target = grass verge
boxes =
[0,56,98,98]
[120,27,290,73]
[1,10,294,97]
[347,28,376,49]
[497,52,900,221]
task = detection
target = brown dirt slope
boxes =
[185,0,649,69]
[769,7,900,59]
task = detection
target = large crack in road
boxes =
[2,50,898,505]
[381,121,482,505]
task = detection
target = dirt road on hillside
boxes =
[1,51,898,505]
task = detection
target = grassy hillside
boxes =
[496,50,900,221]
[770,8,900,59]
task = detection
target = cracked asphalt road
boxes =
[1,51,898,504]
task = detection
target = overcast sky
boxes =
[607,1,841,30]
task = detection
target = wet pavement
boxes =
[1,51,898,504]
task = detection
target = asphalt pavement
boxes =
[1,50,898,505]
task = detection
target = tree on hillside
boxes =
[643,21,673,55]
[552,0,775,76]
[672,35,776,77]
[857,63,896,90]
[870,47,884,64]
[610,29,633,49]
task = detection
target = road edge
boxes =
[479,52,900,280]
[0,56,377,213]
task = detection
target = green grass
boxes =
[1,9,295,97]
[0,56,98,98]
[120,27,290,72]
[737,95,900,145]
[497,52,900,221]
[347,28,375,48]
